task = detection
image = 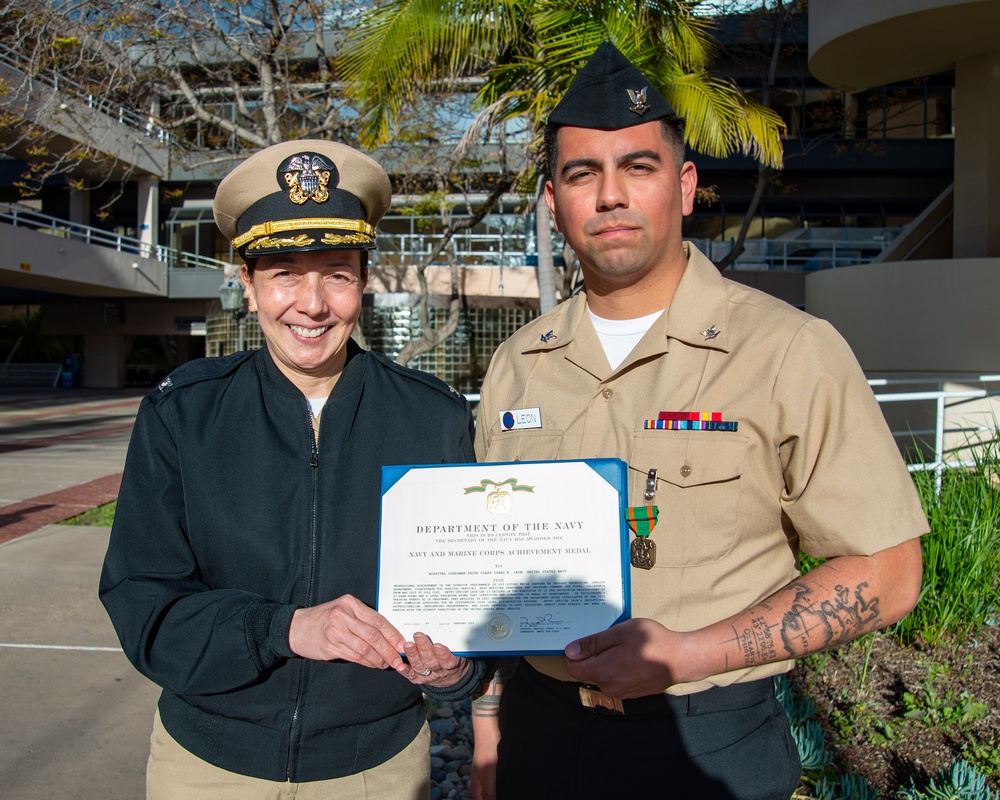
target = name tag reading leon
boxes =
[500,406,542,430]
[376,459,631,656]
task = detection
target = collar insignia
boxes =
[700,324,721,340]
[540,330,557,343]
[627,87,651,116]
[279,153,336,205]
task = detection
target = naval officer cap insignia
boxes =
[547,41,677,130]
[213,139,392,259]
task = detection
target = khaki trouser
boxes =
[147,710,430,800]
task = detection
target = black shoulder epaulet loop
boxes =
[149,351,256,401]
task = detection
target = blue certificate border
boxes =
[378,458,632,657]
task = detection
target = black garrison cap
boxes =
[548,41,677,130]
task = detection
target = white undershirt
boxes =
[588,307,664,371]
[308,396,328,420]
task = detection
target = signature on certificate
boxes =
[520,613,564,628]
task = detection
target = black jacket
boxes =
[100,343,477,781]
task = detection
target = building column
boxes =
[137,177,160,259]
[82,334,129,389]
[69,180,90,226]
[954,49,1000,258]
[171,334,202,365]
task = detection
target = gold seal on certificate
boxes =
[377,459,631,656]
[488,489,510,513]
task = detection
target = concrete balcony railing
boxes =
[0,202,235,300]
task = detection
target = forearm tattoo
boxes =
[472,683,502,718]
[471,658,518,719]
[736,613,779,667]
[781,579,881,654]
[732,579,882,668]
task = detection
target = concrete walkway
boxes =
[0,388,159,798]
[0,389,143,541]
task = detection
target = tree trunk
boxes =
[713,160,770,271]
[713,0,791,272]
[535,174,558,312]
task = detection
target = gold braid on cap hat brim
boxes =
[232,218,376,250]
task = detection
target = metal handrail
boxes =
[869,376,1000,493]
[6,196,894,275]
[693,234,897,272]
[0,202,228,270]
[0,41,169,143]
[0,363,63,388]
[376,227,895,272]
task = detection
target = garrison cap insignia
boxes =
[627,87,650,116]
[280,153,336,205]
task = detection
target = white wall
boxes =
[805,258,1000,373]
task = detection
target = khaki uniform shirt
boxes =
[475,244,928,695]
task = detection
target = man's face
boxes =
[242,249,365,391]
[544,121,697,292]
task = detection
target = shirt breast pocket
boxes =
[630,433,748,567]
[485,424,564,463]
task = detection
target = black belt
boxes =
[520,660,776,718]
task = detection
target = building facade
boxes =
[1,8,987,390]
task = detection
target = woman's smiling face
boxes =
[242,248,365,393]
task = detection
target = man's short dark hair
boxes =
[544,116,687,179]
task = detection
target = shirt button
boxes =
[602,388,613,399]
[680,464,692,478]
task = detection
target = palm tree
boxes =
[339,0,784,313]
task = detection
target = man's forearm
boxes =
[472,657,518,720]
[699,538,924,676]
[471,659,515,800]
[564,538,923,698]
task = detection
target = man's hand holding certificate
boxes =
[377,459,631,656]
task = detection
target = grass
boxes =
[895,433,1000,646]
[60,500,117,527]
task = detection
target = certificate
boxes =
[377,459,631,656]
